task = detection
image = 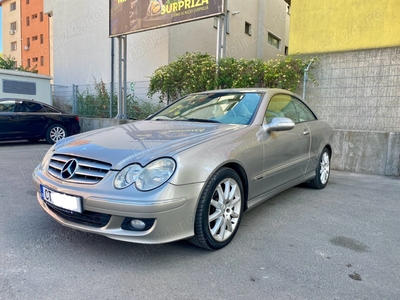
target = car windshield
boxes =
[148,92,263,125]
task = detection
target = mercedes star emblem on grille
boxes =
[61,159,78,179]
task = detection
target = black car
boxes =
[0,98,81,144]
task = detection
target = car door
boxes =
[262,94,312,192]
[15,101,50,138]
[0,100,18,139]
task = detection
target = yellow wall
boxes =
[289,0,400,54]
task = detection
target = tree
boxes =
[0,54,38,73]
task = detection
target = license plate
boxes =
[40,185,82,213]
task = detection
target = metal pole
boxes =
[123,35,127,119]
[303,61,313,100]
[116,36,123,119]
[110,37,114,118]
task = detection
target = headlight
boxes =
[114,158,176,191]
[114,164,143,189]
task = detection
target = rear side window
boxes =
[43,104,60,113]
[0,101,16,112]
[18,102,45,112]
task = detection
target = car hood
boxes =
[54,120,244,169]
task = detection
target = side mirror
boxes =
[263,117,295,133]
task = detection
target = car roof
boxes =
[194,88,300,98]
[0,98,51,105]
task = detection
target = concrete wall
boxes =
[294,47,400,176]
[301,47,400,133]
[0,69,52,104]
[332,130,400,176]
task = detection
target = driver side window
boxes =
[265,94,298,123]
[265,94,317,124]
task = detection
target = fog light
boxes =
[130,219,146,230]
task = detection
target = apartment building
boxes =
[0,0,50,75]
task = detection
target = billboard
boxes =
[109,0,224,37]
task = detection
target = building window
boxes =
[26,16,30,26]
[32,35,38,41]
[27,37,30,48]
[27,59,31,68]
[26,0,30,4]
[10,22,17,32]
[284,46,289,56]
[40,56,45,66]
[245,22,252,36]
[268,32,281,49]
[10,2,17,11]
[33,57,38,63]
[40,34,44,44]
[11,42,17,51]
[40,12,44,22]
[32,13,38,19]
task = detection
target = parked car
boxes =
[0,98,80,144]
[32,88,333,250]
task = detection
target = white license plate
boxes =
[40,185,82,213]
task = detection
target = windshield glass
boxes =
[149,92,263,125]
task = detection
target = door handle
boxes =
[303,129,310,136]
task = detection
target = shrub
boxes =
[148,52,318,102]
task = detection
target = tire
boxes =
[307,147,330,189]
[46,124,67,144]
[190,168,244,250]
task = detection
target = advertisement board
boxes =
[109,0,224,37]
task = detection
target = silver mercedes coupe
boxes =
[32,88,333,250]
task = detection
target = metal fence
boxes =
[51,81,163,120]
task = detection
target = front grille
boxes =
[46,202,111,228]
[48,154,111,184]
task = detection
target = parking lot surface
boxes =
[1,141,399,300]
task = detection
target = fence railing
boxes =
[51,81,163,120]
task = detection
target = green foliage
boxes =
[148,52,318,102]
[148,52,218,101]
[76,79,163,119]
[0,54,38,73]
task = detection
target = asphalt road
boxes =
[1,141,399,300]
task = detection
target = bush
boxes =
[148,52,318,102]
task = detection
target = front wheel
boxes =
[190,168,244,250]
[46,124,66,144]
[307,147,331,189]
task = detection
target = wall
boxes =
[0,69,52,103]
[301,47,400,133]
[1,0,22,65]
[20,0,51,75]
[289,0,400,54]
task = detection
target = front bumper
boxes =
[33,165,204,244]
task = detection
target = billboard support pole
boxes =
[116,35,127,119]
[110,37,115,118]
[216,0,227,62]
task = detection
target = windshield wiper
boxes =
[184,118,220,123]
